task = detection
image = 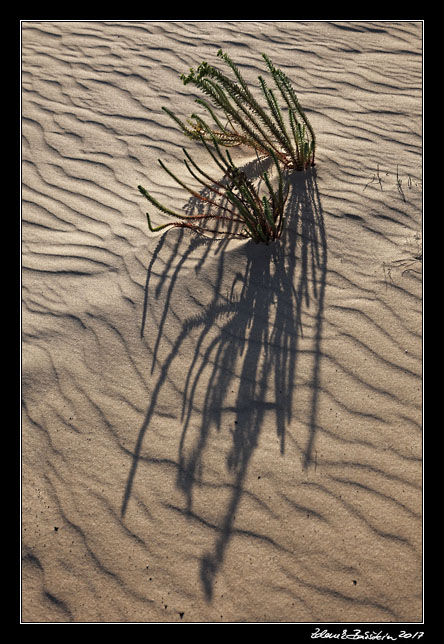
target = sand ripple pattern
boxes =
[22,21,422,623]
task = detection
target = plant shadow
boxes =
[121,166,327,601]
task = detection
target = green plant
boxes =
[162,49,316,171]
[138,134,288,243]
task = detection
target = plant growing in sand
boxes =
[138,132,288,244]
[162,49,316,171]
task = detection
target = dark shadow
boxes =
[121,167,327,601]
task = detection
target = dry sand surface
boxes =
[21,21,423,624]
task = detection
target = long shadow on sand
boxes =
[121,167,327,601]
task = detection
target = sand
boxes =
[21,21,423,624]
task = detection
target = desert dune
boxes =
[21,20,422,623]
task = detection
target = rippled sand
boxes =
[21,21,422,623]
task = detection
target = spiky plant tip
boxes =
[146,211,170,233]
[138,184,149,199]
[197,61,211,78]
[180,67,197,84]
[181,62,213,85]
